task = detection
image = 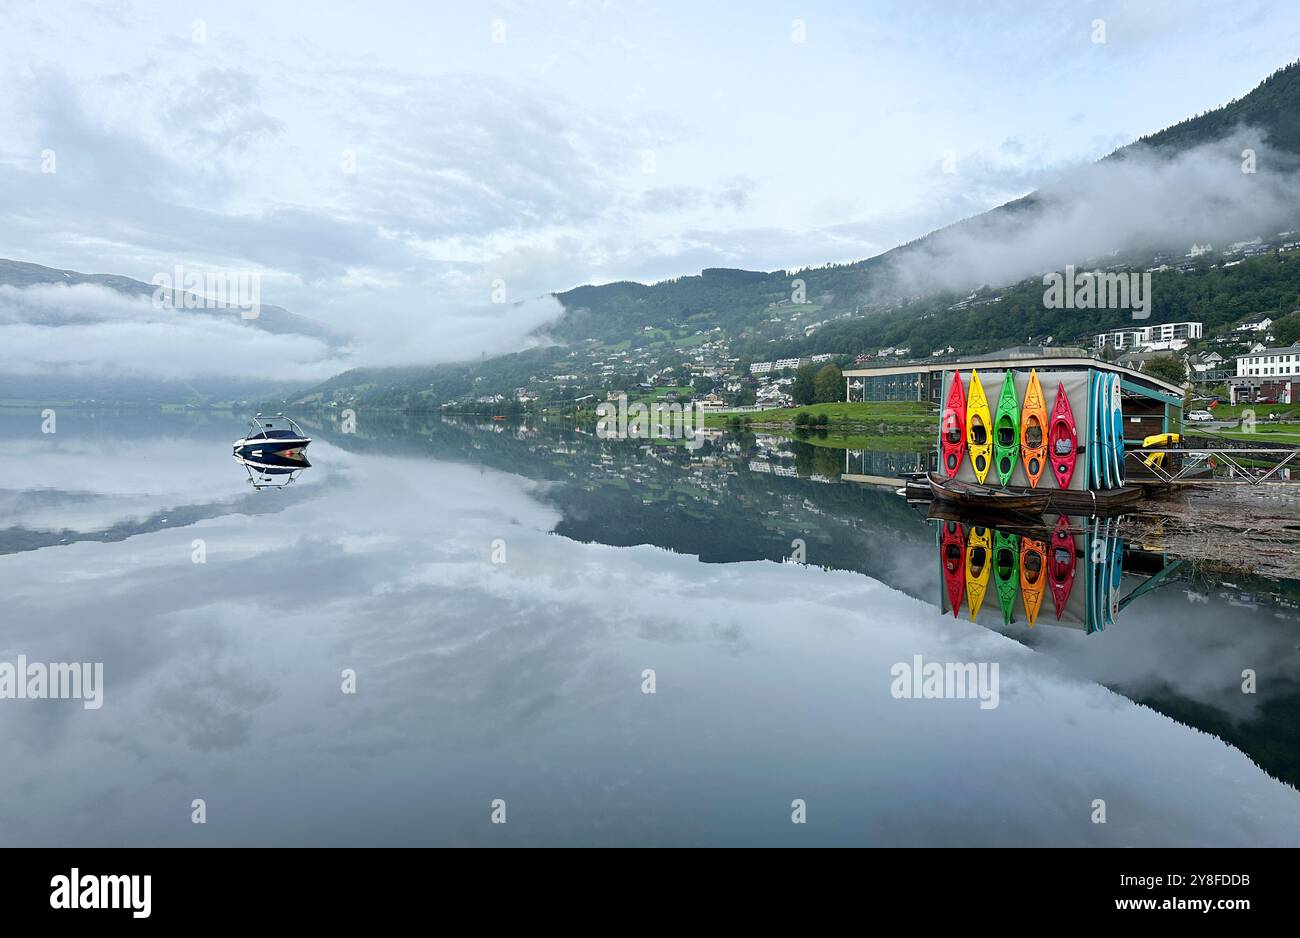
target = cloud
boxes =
[879,127,1300,297]
[0,283,341,381]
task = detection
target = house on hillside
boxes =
[1235,312,1275,334]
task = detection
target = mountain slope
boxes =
[0,259,336,343]
[309,60,1300,408]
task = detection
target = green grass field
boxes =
[705,400,933,429]
[1203,426,1300,445]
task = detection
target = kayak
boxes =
[993,371,1020,486]
[1048,514,1076,620]
[966,371,992,484]
[1110,372,1126,486]
[1109,520,1124,624]
[941,521,965,618]
[1090,372,1107,489]
[966,526,992,620]
[1020,368,1048,488]
[1047,380,1078,489]
[1086,519,1100,633]
[993,529,1020,625]
[1019,534,1047,627]
[941,373,967,479]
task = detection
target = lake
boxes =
[1,409,1298,846]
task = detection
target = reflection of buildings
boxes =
[841,449,934,486]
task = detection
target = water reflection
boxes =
[932,513,1130,634]
[1,409,1298,845]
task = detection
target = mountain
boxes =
[0,259,336,343]
[0,259,338,405]
[294,60,1300,411]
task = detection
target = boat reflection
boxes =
[933,507,1139,634]
[232,450,312,489]
[232,413,313,489]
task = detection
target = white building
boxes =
[1234,312,1274,333]
[1234,344,1300,378]
[1094,321,1202,352]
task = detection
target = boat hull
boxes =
[965,526,992,620]
[1020,369,1047,488]
[941,373,968,479]
[1048,514,1077,620]
[928,472,1050,514]
[941,521,966,618]
[966,371,992,484]
[1047,381,1077,489]
[993,530,1020,624]
[1019,535,1046,627]
[993,370,1020,486]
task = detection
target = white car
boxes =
[1186,410,1214,422]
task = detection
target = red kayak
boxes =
[1048,514,1077,620]
[941,521,966,617]
[1047,381,1078,489]
[941,373,967,479]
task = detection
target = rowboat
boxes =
[993,530,1020,624]
[941,521,965,618]
[966,371,992,483]
[1020,369,1048,488]
[1047,381,1078,489]
[927,473,1050,514]
[1019,535,1046,627]
[965,526,992,620]
[941,373,968,479]
[1048,514,1076,621]
[993,371,1020,486]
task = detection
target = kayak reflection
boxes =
[935,510,1137,634]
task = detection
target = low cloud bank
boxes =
[880,127,1300,298]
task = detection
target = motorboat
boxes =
[233,413,311,462]
[233,414,312,488]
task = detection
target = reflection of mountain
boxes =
[301,413,938,597]
[305,413,1300,791]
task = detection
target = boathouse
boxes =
[844,347,1185,489]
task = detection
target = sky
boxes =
[1,0,1299,375]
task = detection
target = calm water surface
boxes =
[1,410,1298,846]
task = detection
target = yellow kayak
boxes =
[966,526,992,620]
[1020,368,1048,487]
[1019,536,1047,626]
[966,370,992,483]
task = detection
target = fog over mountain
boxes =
[878,126,1300,300]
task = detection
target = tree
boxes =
[792,364,818,405]
[813,364,843,403]
[1143,355,1188,385]
[1271,310,1300,346]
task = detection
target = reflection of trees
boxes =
[813,445,843,480]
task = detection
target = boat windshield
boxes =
[244,416,307,439]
